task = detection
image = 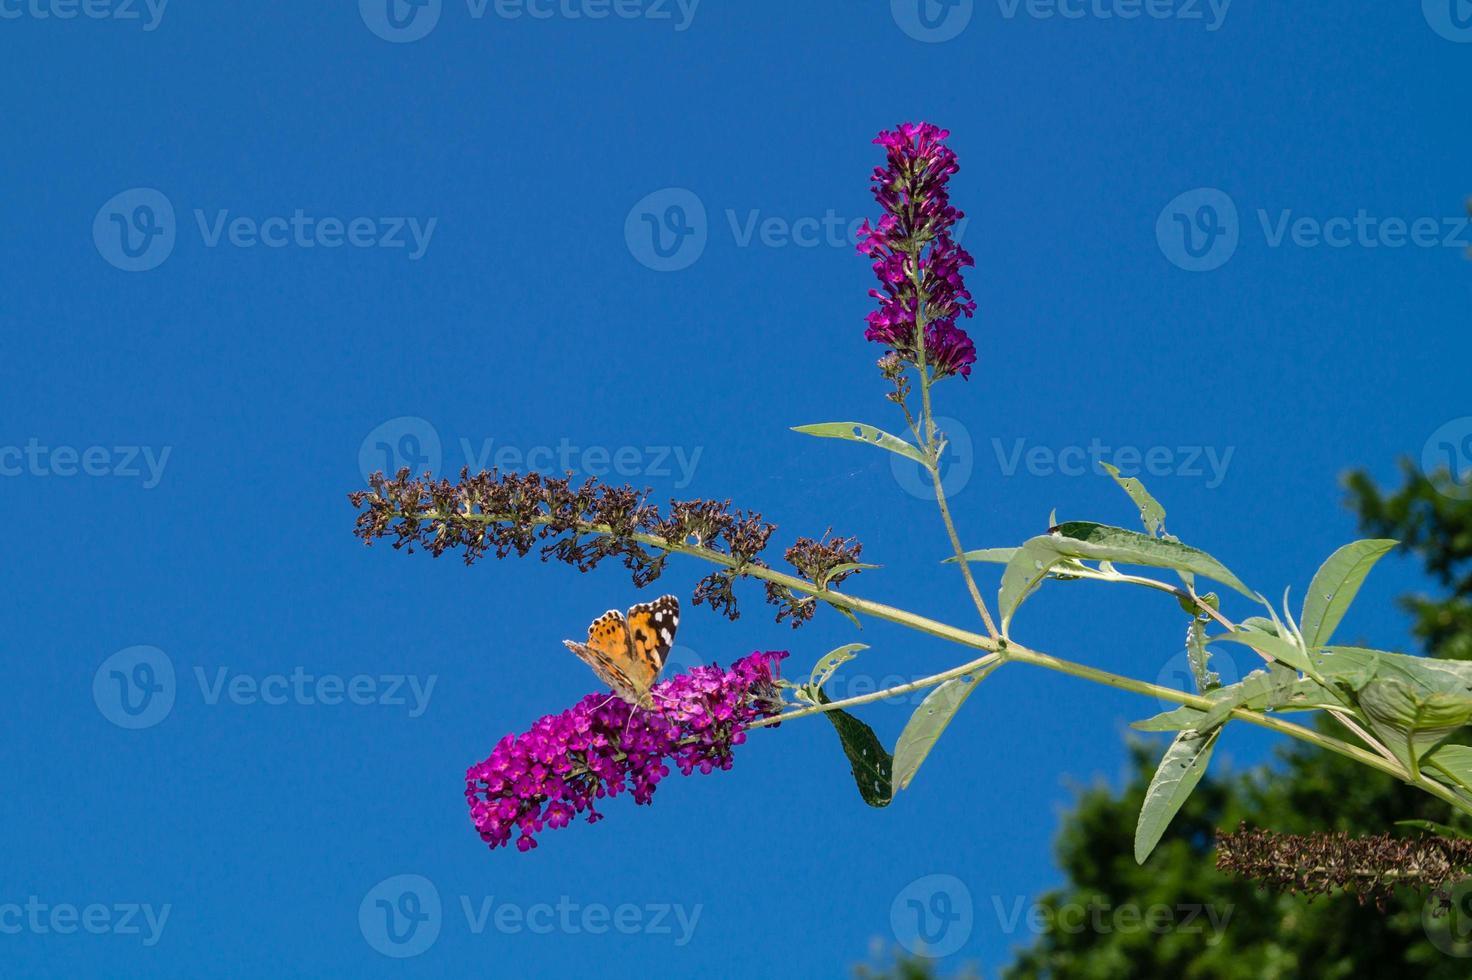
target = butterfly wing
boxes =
[562,595,680,708]
[563,609,647,706]
[623,594,680,688]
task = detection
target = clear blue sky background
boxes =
[3,2,1471,977]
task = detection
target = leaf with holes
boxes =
[1299,539,1398,648]
[1049,522,1255,599]
[1101,462,1166,537]
[815,689,893,807]
[1135,727,1222,864]
[892,669,993,791]
[791,422,928,467]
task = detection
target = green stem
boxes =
[389,506,1472,818]
[906,252,1001,639]
[749,652,1003,728]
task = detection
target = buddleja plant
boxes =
[349,124,1472,903]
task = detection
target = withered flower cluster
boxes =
[1216,823,1472,912]
[349,468,866,624]
[765,533,866,628]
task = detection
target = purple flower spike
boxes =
[859,122,977,380]
[465,652,787,852]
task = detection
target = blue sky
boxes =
[3,2,1471,976]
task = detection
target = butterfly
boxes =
[563,594,680,710]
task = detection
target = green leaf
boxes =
[1300,539,1398,648]
[1210,630,1314,675]
[1049,522,1255,599]
[1315,646,1472,694]
[998,537,1069,632]
[1100,462,1166,537]
[1135,727,1222,864]
[945,547,1018,565]
[1186,618,1218,693]
[1395,819,1472,839]
[893,671,990,791]
[791,422,927,467]
[1357,679,1472,776]
[815,689,893,807]
[1427,745,1472,794]
[818,562,881,587]
[1132,706,1210,732]
[1132,667,1337,732]
[808,644,867,691]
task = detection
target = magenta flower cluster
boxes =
[857,122,977,380]
[465,652,787,852]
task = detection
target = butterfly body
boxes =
[563,595,680,710]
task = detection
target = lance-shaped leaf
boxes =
[1100,462,1166,537]
[807,644,867,692]
[815,689,893,807]
[1395,819,1472,839]
[1299,539,1398,648]
[998,537,1071,631]
[791,422,928,467]
[1051,523,1254,598]
[1210,629,1315,675]
[892,669,994,791]
[945,547,1018,565]
[1135,727,1222,864]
